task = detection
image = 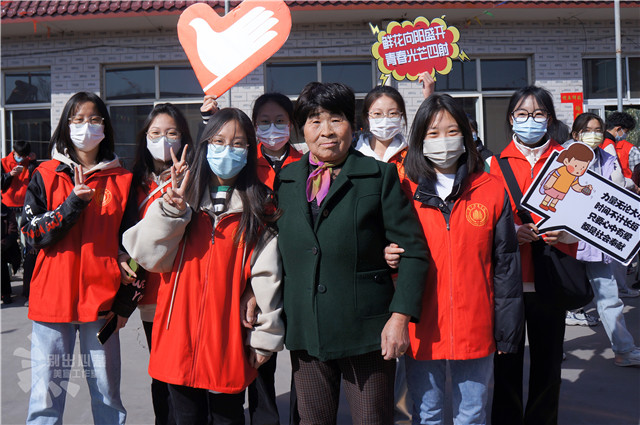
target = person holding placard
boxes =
[383,94,523,425]
[121,103,195,425]
[23,92,134,424]
[562,113,640,366]
[489,86,578,425]
[123,108,284,425]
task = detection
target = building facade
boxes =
[2,0,639,166]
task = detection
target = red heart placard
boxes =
[178,0,291,97]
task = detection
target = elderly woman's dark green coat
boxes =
[276,149,429,361]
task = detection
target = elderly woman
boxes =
[276,82,429,424]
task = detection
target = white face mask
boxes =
[69,123,104,152]
[146,135,182,162]
[423,135,465,169]
[369,117,403,141]
[256,124,290,150]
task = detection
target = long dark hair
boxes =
[361,85,407,132]
[131,103,193,189]
[506,85,569,144]
[405,94,483,183]
[185,108,278,247]
[49,92,115,163]
[571,112,603,140]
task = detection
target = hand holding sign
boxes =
[522,144,640,265]
[178,0,291,97]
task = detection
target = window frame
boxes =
[2,67,52,158]
[582,55,640,108]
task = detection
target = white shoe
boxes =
[618,287,640,298]
[614,347,640,367]
[565,310,599,326]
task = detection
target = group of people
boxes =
[2,72,639,425]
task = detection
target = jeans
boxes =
[405,354,493,425]
[26,320,126,425]
[586,261,636,354]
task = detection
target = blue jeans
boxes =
[405,354,493,425]
[586,261,636,354]
[26,320,127,425]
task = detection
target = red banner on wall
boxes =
[561,92,584,120]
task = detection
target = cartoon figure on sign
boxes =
[539,143,594,212]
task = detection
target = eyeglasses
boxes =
[69,115,104,125]
[511,109,548,124]
[147,129,181,140]
[208,138,248,149]
[368,110,402,119]
[257,122,288,131]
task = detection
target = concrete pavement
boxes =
[2,275,639,425]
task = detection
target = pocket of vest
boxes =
[354,269,394,318]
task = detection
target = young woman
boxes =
[355,72,434,177]
[489,86,578,425]
[253,92,303,189]
[563,113,640,366]
[124,103,193,425]
[385,94,524,424]
[22,92,133,424]
[123,108,284,425]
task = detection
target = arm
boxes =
[1,167,13,191]
[380,166,430,320]
[21,170,91,249]
[492,193,524,353]
[122,198,192,273]
[246,231,284,357]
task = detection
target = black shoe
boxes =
[2,295,13,304]
[632,280,640,290]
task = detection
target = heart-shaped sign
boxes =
[178,0,291,97]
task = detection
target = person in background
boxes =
[489,86,578,425]
[123,103,195,425]
[22,91,136,424]
[1,202,20,304]
[2,140,38,303]
[123,108,284,425]
[276,82,429,424]
[602,112,640,298]
[562,112,640,366]
[385,93,524,425]
[468,116,493,163]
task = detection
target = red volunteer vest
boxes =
[27,160,132,322]
[256,144,302,189]
[1,154,32,207]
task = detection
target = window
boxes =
[265,59,375,96]
[105,65,203,168]
[3,70,51,159]
[583,57,639,100]
[434,61,477,92]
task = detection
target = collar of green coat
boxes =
[278,147,381,183]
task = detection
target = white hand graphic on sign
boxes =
[189,6,279,92]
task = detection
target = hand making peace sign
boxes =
[170,144,189,177]
[73,166,95,202]
[163,166,191,211]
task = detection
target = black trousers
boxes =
[143,320,177,425]
[492,291,566,425]
[167,383,245,425]
[247,353,280,425]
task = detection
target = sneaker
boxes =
[618,287,640,298]
[565,309,599,326]
[614,348,640,367]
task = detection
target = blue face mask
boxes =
[206,144,248,180]
[512,117,548,145]
[14,154,24,163]
[615,131,628,142]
